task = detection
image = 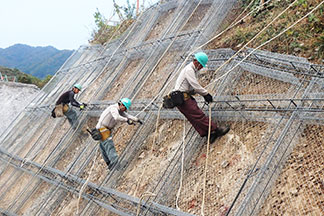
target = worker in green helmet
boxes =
[51,84,87,129]
[94,98,143,170]
[172,52,230,143]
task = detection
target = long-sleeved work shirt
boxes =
[55,90,82,107]
[174,62,208,96]
[96,103,138,130]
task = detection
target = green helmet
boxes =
[194,52,208,67]
[120,98,131,110]
[73,83,82,91]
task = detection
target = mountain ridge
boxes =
[0,43,73,79]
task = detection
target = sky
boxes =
[0,0,157,50]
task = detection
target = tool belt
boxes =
[162,91,191,109]
[88,127,111,141]
[53,104,69,117]
[98,127,111,141]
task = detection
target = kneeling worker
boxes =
[52,84,87,128]
[95,98,142,170]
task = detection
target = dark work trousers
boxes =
[64,107,78,129]
[99,138,118,170]
[177,97,217,137]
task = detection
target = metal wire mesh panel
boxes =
[1,0,324,215]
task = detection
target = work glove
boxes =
[127,119,134,125]
[203,93,213,103]
[51,108,56,118]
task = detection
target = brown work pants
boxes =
[177,97,217,137]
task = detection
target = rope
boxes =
[131,0,205,103]
[207,0,324,90]
[136,192,156,216]
[152,103,163,151]
[133,166,147,197]
[134,0,271,117]
[205,0,298,90]
[200,105,212,216]
[175,118,186,210]
[76,146,99,215]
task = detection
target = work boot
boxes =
[209,126,230,143]
[209,132,218,144]
[215,126,230,137]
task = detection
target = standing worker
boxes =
[173,52,230,143]
[94,98,142,170]
[52,84,87,129]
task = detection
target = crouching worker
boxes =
[51,84,87,129]
[91,98,143,170]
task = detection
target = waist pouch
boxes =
[99,127,111,141]
[63,104,69,113]
[163,91,191,109]
[88,127,111,141]
[54,104,64,117]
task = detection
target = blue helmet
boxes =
[73,83,82,91]
[194,52,208,67]
[120,98,131,110]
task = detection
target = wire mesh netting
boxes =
[1,0,324,215]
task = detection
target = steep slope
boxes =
[0,0,323,216]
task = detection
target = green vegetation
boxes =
[90,0,138,45]
[0,66,52,88]
[207,0,324,64]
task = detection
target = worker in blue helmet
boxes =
[51,84,87,129]
[172,52,230,143]
[94,98,143,170]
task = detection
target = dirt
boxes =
[116,120,185,197]
[174,121,268,215]
[0,172,37,209]
[78,122,140,185]
[79,66,114,102]
[181,4,212,32]
[259,124,324,215]
[53,131,89,171]
[33,119,71,165]
[136,51,180,99]
[2,1,323,215]
[51,194,87,216]
[103,59,143,101]
[145,9,176,41]
[18,182,51,215]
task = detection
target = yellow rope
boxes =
[201,105,212,216]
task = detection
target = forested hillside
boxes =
[0,66,52,88]
[0,44,73,78]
